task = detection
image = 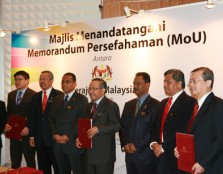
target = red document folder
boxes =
[78,118,92,148]
[5,115,27,141]
[176,132,195,173]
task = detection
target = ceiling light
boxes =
[0,28,20,38]
[0,29,6,37]
[43,20,51,31]
[206,0,215,9]
[124,6,144,18]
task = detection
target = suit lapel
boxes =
[96,96,107,111]
[168,92,186,117]
[190,92,213,133]
[18,88,30,105]
[63,92,77,111]
[44,89,55,113]
[92,96,107,120]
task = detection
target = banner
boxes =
[11,3,223,173]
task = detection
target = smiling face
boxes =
[88,80,105,102]
[188,70,212,99]
[39,72,53,91]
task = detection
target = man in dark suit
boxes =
[150,69,196,174]
[0,100,6,165]
[119,72,160,174]
[5,70,36,169]
[29,71,62,174]
[76,78,121,174]
[49,72,88,174]
[175,67,223,174]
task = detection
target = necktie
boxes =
[91,103,97,118]
[135,99,140,116]
[64,95,69,106]
[187,102,199,133]
[160,97,172,143]
[16,91,22,105]
[42,91,47,112]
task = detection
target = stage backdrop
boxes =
[11,2,223,173]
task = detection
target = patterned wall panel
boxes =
[1,0,101,165]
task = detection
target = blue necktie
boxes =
[135,99,140,116]
[64,95,69,106]
[16,91,22,105]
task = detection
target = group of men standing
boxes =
[0,66,223,174]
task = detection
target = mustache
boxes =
[133,88,137,93]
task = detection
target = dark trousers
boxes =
[156,152,185,174]
[36,145,58,174]
[10,138,36,169]
[126,158,156,174]
[54,142,84,174]
[86,162,114,174]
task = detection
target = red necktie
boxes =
[42,91,47,112]
[91,103,97,118]
[160,97,172,143]
[187,102,199,133]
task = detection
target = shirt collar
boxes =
[64,89,75,99]
[17,88,27,95]
[138,94,149,106]
[94,95,105,105]
[197,91,212,109]
[43,87,52,96]
[170,90,184,105]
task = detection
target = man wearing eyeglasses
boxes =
[76,78,121,174]
[29,70,63,174]
[119,72,160,174]
[150,69,196,174]
[49,72,88,174]
[5,70,36,169]
[175,67,223,174]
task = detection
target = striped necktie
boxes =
[135,99,140,116]
[16,91,22,105]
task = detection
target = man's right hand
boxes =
[152,142,163,157]
[124,144,135,154]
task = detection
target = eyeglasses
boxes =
[14,78,25,82]
[88,87,102,91]
[188,79,204,85]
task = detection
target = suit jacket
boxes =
[151,91,196,173]
[29,88,63,147]
[85,96,121,164]
[0,101,6,148]
[189,92,223,174]
[49,91,88,143]
[7,88,36,138]
[120,95,160,164]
